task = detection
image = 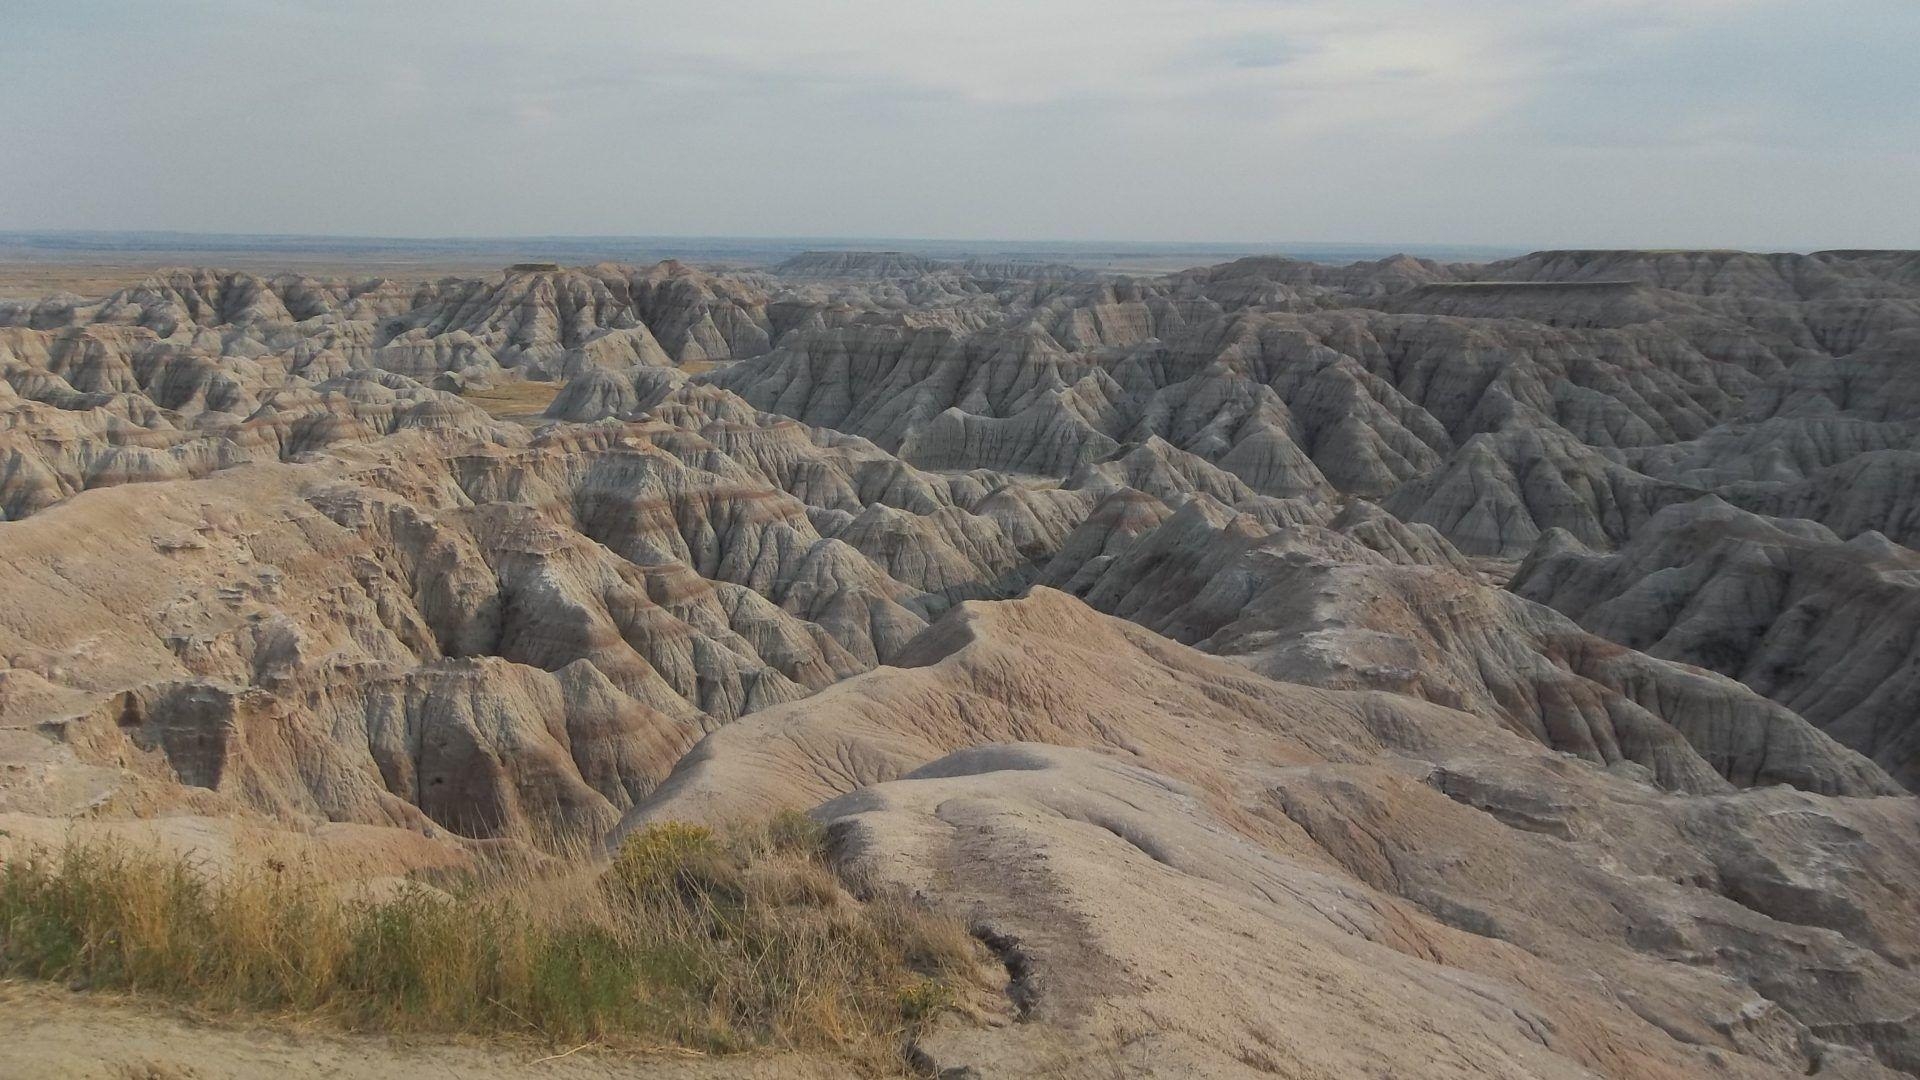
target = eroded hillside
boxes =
[4,248,1919,1077]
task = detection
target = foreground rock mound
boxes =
[635,590,1920,1078]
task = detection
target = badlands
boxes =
[3,248,1920,1077]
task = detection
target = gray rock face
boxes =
[1041,495,1895,796]
[1515,497,1920,786]
[1384,427,1701,557]
[541,364,647,421]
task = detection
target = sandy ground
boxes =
[458,365,738,423]
[0,982,848,1080]
[460,381,565,422]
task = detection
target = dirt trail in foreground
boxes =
[0,982,842,1080]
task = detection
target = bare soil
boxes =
[0,981,846,1080]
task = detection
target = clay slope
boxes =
[630,589,1920,1079]
[1515,497,1920,786]
[8,371,1382,843]
[1039,496,1894,795]
[6,249,1917,819]
[688,247,1920,780]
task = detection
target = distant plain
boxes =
[0,230,1528,298]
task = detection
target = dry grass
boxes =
[0,812,992,1070]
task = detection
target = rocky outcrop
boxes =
[632,590,1920,1078]
[1515,497,1920,786]
[1384,428,1702,557]
[1043,497,1895,795]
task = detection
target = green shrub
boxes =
[896,978,953,1021]
[607,821,729,904]
[762,809,829,857]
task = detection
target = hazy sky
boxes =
[2,0,1916,249]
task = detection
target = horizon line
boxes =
[5,229,1909,262]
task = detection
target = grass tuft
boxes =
[0,818,992,1069]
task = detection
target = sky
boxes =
[1,0,1916,250]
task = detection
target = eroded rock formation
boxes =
[5,248,1920,1077]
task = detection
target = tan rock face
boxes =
[634,590,1920,1078]
[5,249,1920,1076]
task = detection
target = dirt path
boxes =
[0,982,847,1080]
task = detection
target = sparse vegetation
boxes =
[459,379,562,420]
[0,812,990,1069]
